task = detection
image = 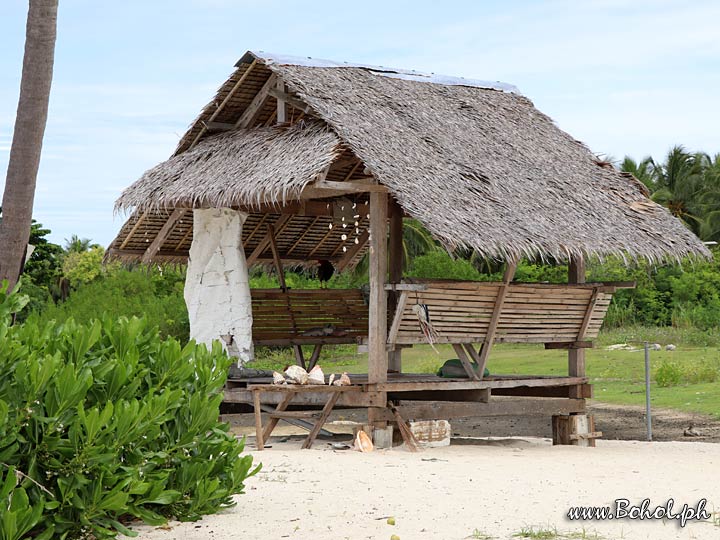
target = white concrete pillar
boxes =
[184,208,253,364]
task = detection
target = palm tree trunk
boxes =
[0,0,58,288]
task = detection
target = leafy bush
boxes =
[28,268,189,342]
[655,360,683,387]
[62,246,105,286]
[0,282,258,539]
[654,356,720,387]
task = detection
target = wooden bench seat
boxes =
[251,288,368,344]
[388,281,630,346]
[386,280,633,381]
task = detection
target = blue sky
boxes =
[1,0,719,246]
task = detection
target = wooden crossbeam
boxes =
[477,261,518,366]
[235,73,277,129]
[315,180,387,193]
[268,87,314,114]
[189,59,258,149]
[141,209,185,264]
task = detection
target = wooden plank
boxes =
[577,287,600,341]
[261,392,295,442]
[189,59,258,149]
[452,343,480,380]
[307,344,323,371]
[315,180,388,193]
[269,410,320,419]
[141,209,185,264]
[378,376,588,392]
[477,261,517,366]
[544,341,593,350]
[252,389,264,450]
[275,79,287,124]
[368,191,389,385]
[374,398,586,422]
[301,392,340,449]
[246,214,291,265]
[119,211,147,250]
[225,387,387,408]
[387,291,409,345]
[235,73,277,128]
[568,256,586,381]
[268,87,314,114]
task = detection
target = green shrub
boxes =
[655,359,683,387]
[0,282,258,539]
[28,268,189,342]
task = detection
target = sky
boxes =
[1,0,719,247]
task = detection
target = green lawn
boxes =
[296,341,720,419]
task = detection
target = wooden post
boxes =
[276,79,287,124]
[388,198,404,373]
[568,256,586,378]
[368,192,388,429]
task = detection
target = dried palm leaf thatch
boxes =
[261,61,709,263]
[115,121,341,213]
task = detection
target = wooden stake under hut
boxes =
[107,51,710,449]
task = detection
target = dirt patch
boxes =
[222,400,720,444]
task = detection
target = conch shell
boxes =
[284,365,309,385]
[354,430,374,452]
[307,365,325,385]
[272,371,286,385]
[332,372,351,386]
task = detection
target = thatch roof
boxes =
[116,121,341,212]
[110,51,710,264]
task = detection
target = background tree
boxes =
[0,0,59,287]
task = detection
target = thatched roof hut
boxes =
[109,51,709,264]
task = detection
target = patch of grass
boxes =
[468,530,496,539]
[321,338,720,419]
[512,527,604,539]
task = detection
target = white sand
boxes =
[132,438,719,540]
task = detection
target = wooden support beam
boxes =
[268,87,314,114]
[568,256,586,379]
[235,73,277,129]
[189,59,258,150]
[577,287,600,341]
[266,224,286,290]
[315,180,388,193]
[276,79,287,124]
[374,398,586,422]
[452,343,480,380]
[368,191,389,385]
[141,209,185,264]
[388,202,404,373]
[387,291,409,346]
[301,392,340,449]
[246,214,292,265]
[253,389,264,449]
[119,211,147,250]
[476,261,517,366]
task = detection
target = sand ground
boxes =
[131,433,719,540]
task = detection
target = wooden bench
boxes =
[387,280,633,380]
[251,288,368,369]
